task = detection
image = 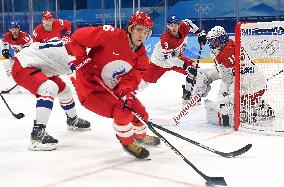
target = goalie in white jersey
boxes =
[12,39,91,151]
[194,26,275,127]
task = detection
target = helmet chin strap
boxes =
[128,30,140,52]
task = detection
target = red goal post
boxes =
[234,21,284,135]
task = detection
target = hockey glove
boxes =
[2,49,12,59]
[75,57,91,71]
[197,29,207,46]
[186,65,198,78]
[117,90,136,109]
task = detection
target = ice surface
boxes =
[0,64,284,187]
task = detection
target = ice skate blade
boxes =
[29,142,57,151]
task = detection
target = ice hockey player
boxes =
[66,11,160,159]
[33,10,76,85]
[194,26,275,127]
[138,15,207,104]
[1,21,31,93]
[12,39,91,151]
[33,10,71,43]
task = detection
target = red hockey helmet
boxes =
[41,10,53,20]
[128,11,153,29]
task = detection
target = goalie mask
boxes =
[207,26,229,50]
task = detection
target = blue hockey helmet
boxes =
[9,21,20,30]
[167,15,179,24]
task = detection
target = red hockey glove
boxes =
[75,57,91,71]
[117,90,136,109]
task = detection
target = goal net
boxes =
[235,21,284,135]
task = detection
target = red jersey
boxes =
[66,25,149,99]
[32,19,71,42]
[2,31,31,53]
[215,39,235,68]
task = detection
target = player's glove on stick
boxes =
[2,49,12,59]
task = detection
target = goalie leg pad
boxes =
[204,99,233,127]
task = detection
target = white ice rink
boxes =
[1,64,284,187]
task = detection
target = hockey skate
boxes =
[29,121,58,151]
[67,115,91,131]
[122,142,150,159]
[136,135,161,146]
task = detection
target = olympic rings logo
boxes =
[195,3,214,15]
[250,39,279,55]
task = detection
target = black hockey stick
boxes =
[150,122,252,158]
[267,69,284,81]
[197,44,203,64]
[0,93,25,119]
[0,84,18,94]
[95,76,227,186]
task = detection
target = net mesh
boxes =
[235,21,284,135]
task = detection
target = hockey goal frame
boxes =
[234,21,284,134]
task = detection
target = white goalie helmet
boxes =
[206,26,229,50]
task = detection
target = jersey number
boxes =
[103,25,114,31]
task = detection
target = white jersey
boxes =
[150,40,187,68]
[16,39,74,77]
[150,21,192,68]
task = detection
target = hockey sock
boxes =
[36,96,54,125]
[60,97,77,118]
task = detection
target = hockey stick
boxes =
[150,122,252,158]
[151,93,201,126]
[95,76,227,186]
[0,93,25,119]
[0,84,18,94]
[267,69,284,81]
[152,45,204,126]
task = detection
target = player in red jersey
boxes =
[194,26,274,127]
[33,10,71,43]
[138,15,207,104]
[66,11,161,159]
[1,21,31,93]
[33,10,75,85]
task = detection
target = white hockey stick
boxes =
[151,45,204,126]
[150,94,201,126]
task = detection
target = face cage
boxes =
[208,34,229,50]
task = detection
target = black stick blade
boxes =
[15,113,25,119]
[224,143,252,158]
[206,177,227,186]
